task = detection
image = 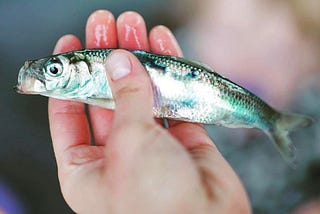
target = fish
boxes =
[16,48,313,162]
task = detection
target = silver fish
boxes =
[16,49,313,162]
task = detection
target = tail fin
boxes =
[266,113,314,164]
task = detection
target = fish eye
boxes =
[49,65,59,74]
[46,61,63,77]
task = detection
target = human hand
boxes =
[48,10,251,213]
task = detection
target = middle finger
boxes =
[86,10,117,146]
[117,11,149,51]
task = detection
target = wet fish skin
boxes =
[16,49,313,162]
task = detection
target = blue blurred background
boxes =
[1,0,319,213]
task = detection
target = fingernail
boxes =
[106,51,131,80]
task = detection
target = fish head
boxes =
[16,54,83,99]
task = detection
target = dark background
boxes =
[1,1,319,213]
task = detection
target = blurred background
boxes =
[0,0,319,213]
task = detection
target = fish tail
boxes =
[266,113,314,163]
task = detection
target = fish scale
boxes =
[16,48,313,163]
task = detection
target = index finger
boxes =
[48,35,91,164]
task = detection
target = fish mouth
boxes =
[16,61,46,95]
[14,83,43,95]
[15,77,46,94]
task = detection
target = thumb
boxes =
[105,49,154,127]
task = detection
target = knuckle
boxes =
[115,85,141,99]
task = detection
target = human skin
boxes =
[48,10,251,213]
